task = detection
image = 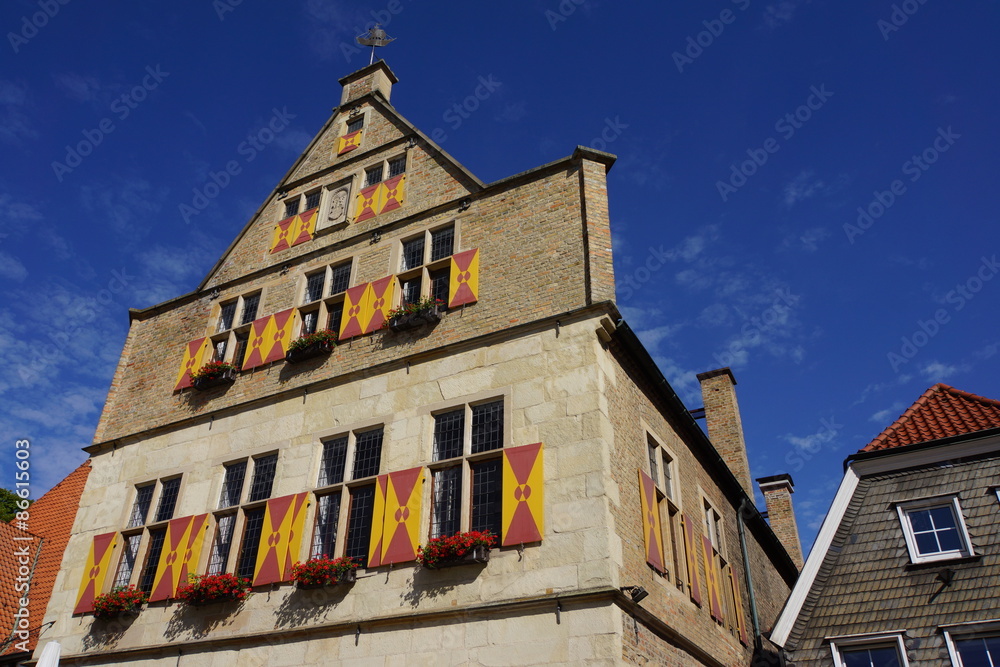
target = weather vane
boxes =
[356,24,395,66]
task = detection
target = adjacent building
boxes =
[37,61,798,665]
[771,383,1000,666]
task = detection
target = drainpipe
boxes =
[738,499,762,649]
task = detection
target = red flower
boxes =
[416,530,496,569]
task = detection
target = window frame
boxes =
[114,476,184,592]
[295,259,355,338]
[645,429,684,590]
[279,188,323,222]
[209,290,263,371]
[394,223,457,309]
[943,620,1000,667]
[829,633,910,667]
[895,495,974,564]
[362,153,407,189]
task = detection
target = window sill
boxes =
[905,554,981,570]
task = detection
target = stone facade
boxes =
[41,61,796,666]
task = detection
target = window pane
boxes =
[662,453,674,500]
[218,302,237,332]
[311,493,341,559]
[471,459,502,536]
[434,409,465,461]
[207,514,236,576]
[431,467,462,538]
[219,461,247,509]
[236,508,266,580]
[128,485,154,528]
[401,276,422,305]
[401,237,425,271]
[936,527,962,552]
[955,636,1000,667]
[388,156,406,178]
[319,436,348,486]
[112,533,143,589]
[302,310,319,335]
[232,333,249,370]
[347,117,363,133]
[327,301,344,332]
[305,273,325,303]
[155,478,181,523]
[213,338,228,363]
[352,429,383,479]
[305,191,321,211]
[365,165,383,187]
[471,401,504,453]
[648,440,658,482]
[139,529,166,593]
[430,268,449,307]
[247,454,277,503]
[330,262,352,295]
[344,486,375,567]
[240,293,260,325]
[430,226,454,261]
[285,199,299,218]
[841,646,900,667]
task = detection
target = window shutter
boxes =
[291,209,317,247]
[501,443,544,546]
[681,514,702,606]
[149,514,209,602]
[448,248,480,308]
[355,184,382,222]
[728,565,749,645]
[263,309,297,363]
[252,493,309,586]
[368,475,388,568]
[337,129,362,155]
[174,338,210,391]
[339,283,371,341]
[379,174,405,214]
[638,470,665,574]
[364,276,396,334]
[379,467,424,564]
[701,535,724,621]
[270,214,296,254]
[241,315,272,370]
[73,532,118,614]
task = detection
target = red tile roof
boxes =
[1,460,90,657]
[863,383,1000,452]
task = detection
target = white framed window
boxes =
[896,496,974,563]
[830,633,909,667]
[944,621,1000,666]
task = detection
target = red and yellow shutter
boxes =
[174,337,211,391]
[728,565,749,645]
[364,276,396,334]
[263,308,297,364]
[150,514,209,602]
[339,283,371,341]
[355,184,382,223]
[681,513,702,606]
[501,443,544,546]
[291,209,318,247]
[73,532,117,614]
[638,470,665,574]
[270,215,296,254]
[380,467,424,565]
[337,129,362,155]
[368,475,388,568]
[448,248,479,308]
[242,315,272,371]
[702,536,724,621]
[252,493,309,586]
[379,174,405,214]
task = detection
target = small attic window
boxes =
[388,155,406,178]
[365,165,384,187]
[284,199,300,219]
[347,117,364,133]
[305,190,321,211]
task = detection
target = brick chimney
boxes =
[757,474,804,569]
[339,60,398,106]
[696,368,753,497]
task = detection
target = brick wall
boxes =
[697,369,753,497]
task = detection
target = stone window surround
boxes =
[392,221,460,308]
[942,619,1000,667]
[827,631,910,667]
[894,494,975,564]
[294,257,355,337]
[280,187,323,221]
[362,152,407,189]
[643,424,685,592]
[113,475,185,590]
[210,289,264,369]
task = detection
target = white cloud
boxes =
[0,80,36,144]
[53,72,103,103]
[0,250,27,281]
[783,170,824,207]
[763,0,810,28]
[869,401,904,424]
[494,101,527,124]
[920,360,966,382]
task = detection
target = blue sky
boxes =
[2,1,998,553]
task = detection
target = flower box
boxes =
[175,573,250,607]
[285,339,335,364]
[192,367,236,391]
[417,530,496,570]
[292,556,359,589]
[429,544,490,569]
[388,306,442,333]
[92,586,147,621]
[295,569,357,589]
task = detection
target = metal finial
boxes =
[356,24,395,65]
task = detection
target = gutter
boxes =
[843,425,1000,470]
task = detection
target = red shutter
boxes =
[638,470,665,573]
[682,513,702,606]
[501,443,544,546]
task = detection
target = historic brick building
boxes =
[38,61,797,665]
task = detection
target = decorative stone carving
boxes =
[317,182,351,231]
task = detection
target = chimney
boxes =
[757,474,804,569]
[339,60,398,106]
[696,368,753,497]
